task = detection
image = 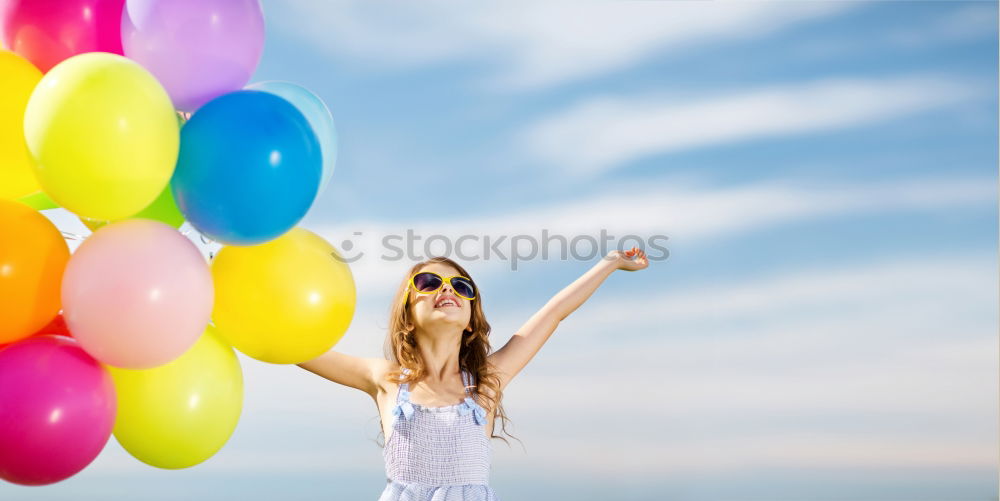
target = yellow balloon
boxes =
[23,52,179,220]
[211,227,356,364]
[107,325,243,469]
[0,50,43,200]
[79,111,187,230]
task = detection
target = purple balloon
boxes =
[0,335,116,486]
[121,0,265,112]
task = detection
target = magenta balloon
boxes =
[1,0,125,72]
[0,335,116,486]
[121,0,265,112]
[61,219,214,369]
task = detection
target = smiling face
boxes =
[408,263,474,334]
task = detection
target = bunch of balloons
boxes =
[0,0,356,486]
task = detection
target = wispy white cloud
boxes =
[488,252,998,476]
[303,173,994,292]
[770,4,998,64]
[885,3,998,49]
[503,250,998,405]
[519,74,987,174]
[269,0,858,91]
[563,251,998,342]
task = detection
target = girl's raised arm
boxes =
[297,350,391,399]
[487,247,649,391]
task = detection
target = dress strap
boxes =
[392,367,414,422]
[398,368,413,396]
[458,369,487,426]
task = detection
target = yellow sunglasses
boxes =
[401,271,477,305]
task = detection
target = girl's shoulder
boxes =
[373,360,406,391]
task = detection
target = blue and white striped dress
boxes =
[379,367,501,501]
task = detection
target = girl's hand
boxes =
[607,246,649,272]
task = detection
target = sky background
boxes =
[3,1,998,500]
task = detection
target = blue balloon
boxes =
[246,80,338,196]
[172,90,321,245]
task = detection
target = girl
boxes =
[297,246,650,500]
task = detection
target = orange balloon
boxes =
[0,199,69,343]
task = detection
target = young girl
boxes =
[297,246,650,500]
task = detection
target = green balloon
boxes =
[15,191,59,210]
[79,184,184,231]
[132,183,185,228]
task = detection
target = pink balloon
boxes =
[0,335,116,486]
[1,0,125,72]
[62,219,213,369]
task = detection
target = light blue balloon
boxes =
[246,80,338,196]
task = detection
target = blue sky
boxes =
[4,1,998,500]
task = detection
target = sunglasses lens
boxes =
[451,277,476,299]
[413,272,442,292]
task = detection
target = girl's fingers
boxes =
[621,247,649,267]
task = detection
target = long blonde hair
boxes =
[376,256,520,448]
